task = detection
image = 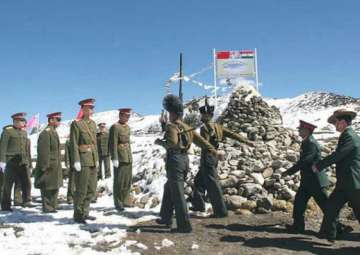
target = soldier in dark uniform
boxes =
[283,120,330,233]
[65,137,75,204]
[313,109,360,242]
[109,109,133,211]
[34,112,63,213]
[97,123,111,179]
[0,113,32,211]
[191,99,254,217]
[70,98,99,224]
[155,94,219,233]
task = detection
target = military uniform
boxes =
[156,94,218,233]
[315,109,360,241]
[70,99,99,222]
[97,125,111,179]
[283,121,330,232]
[65,139,75,204]
[1,113,31,210]
[192,121,251,217]
[35,119,63,212]
[14,137,32,205]
[109,109,132,210]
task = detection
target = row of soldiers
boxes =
[0,94,359,243]
[154,94,360,243]
[0,98,134,225]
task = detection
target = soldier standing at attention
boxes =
[191,99,254,218]
[35,112,63,213]
[155,94,219,233]
[65,137,75,204]
[109,108,132,212]
[313,109,360,243]
[97,123,111,179]
[14,122,33,206]
[0,113,32,211]
[70,98,99,224]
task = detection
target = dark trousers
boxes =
[41,189,59,212]
[1,157,29,210]
[98,155,111,179]
[113,162,132,209]
[159,152,191,231]
[322,187,360,239]
[66,167,76,203]
[14,167,32,204]
[191,153,227,216]
[293,184,328,231]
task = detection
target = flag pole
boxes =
[213,48,217,108]
[255,48,259,92]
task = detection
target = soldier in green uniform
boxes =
[35,112,63,213]
[14,125,33,206]
[70,98,99,224]
[191,99,254,218]
[109,108,132,211]
[65,137,75,204]
[97,123,111,179]
[0,113,32,211]
[313,109,360,242]
[155,94,220,233]
[282,120,330,233]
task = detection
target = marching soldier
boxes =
[34,112,63,213]
[109,109,132,211]
[282,120,330,233]
[65,137,75,204]
[155,94,220,233]
[0,113,32,211]
[191,99,254,218]
[70,98,99,223]
[313,109,360,242]
[97,123,111,179]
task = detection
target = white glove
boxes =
[112,160,119,168]
[74,162,81,172]
[0,162,6,172]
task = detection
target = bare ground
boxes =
[126,210,360,255]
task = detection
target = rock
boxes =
[272,160,283,169]
[229,160,239,167]
[235,209,253,216]
[226,195,248,209]
[262,168,274,179]
[256,195,273,210]
[251,173,264,186]
[140,194,150,205]
[240,200,257,211]
[242,183,263,197]
[286,154,297,162]
[219,176,238,188]
[272,199,287,211]
[150,197,160,208]
[281,186,296,200]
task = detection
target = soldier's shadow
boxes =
[0,209,72,225]
[242,236,360,255]
[127,224,171,234]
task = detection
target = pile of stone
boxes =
[131,85,338,214]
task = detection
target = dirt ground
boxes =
[126,210,360,255]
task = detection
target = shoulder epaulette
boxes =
[4,125,13,130]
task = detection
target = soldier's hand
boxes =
[112,160,119,168]
[96,161,99,168]
[0,162,6,172]
[74,162,81,172]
